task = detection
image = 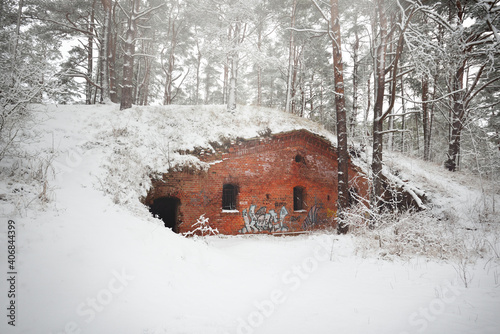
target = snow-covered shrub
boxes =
[346,206,491,261]
[97,141,153,208]
[0,31,64,215]
[182,214,219,238]
[0,148,58,216]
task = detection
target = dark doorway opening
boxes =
[149,197,180,232]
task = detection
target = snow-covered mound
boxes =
[0,103,499,334]
[89,104,335,208]
[383,151,499,228]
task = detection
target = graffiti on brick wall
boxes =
[238,203,331,234]
[302,204,330,230]
[239,205,289,233]
[302,204,320,229]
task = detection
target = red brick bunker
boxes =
[144,129,370,235]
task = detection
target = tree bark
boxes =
[162,21,178,105]
[12,0,24,64]
[100,0,112,102]
[400,76,406,153]
[350,21,360,138]
[194,25,202,105]
[371,0,388,211]
[120,0,140,110]
[445,65,465,171]
[86,0,96,105]
[257,22,263,107]
[422,74,431,161]
[109,25,118,103]
[330,0,349,234]
[138,40,152,105]
[227,22,240,113]
[285,0,297,113]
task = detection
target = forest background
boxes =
[1,0,500,191]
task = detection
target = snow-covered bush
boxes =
[182,214,219,239]
[0,145,59,216]
[96,128,153,210]
[0,32,63,215]
[346,205,491,261]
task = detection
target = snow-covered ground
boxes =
[0,104,499,334]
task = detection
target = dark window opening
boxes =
[149,197,180,232]
[293,186,304,211]
[295,154,303,163]
[223,184,238,210]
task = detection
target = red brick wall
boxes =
[145,130,369,235]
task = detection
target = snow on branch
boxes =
[182,214,219,238]
[382,168,427,211]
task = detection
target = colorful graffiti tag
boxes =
[302,204,332,230]
[239,205,289,233]
[303,204,320,229]
[238,203,332,234]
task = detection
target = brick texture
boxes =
[145,129,369,235]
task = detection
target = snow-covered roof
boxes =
[88,104,337,205]
[97,104,336,171]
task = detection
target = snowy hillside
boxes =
[0,103,499,334]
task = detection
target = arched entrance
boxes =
[149,197,180,232]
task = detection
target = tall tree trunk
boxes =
[204,64,212,104]
[194,25,202,105]
[227,58,237,112]
[414,106,420,153]
[257,23,263,107]
[12,0,23,65]
[86,0,96,105]
[309,72,315,113]
[299,48,305,117]
[291,45,300,115]
[227,22,240,113]
[133,49,141,104]
[350,22,360,138]
[386,39,394,151]
[428,76,437,159]
[400,76,406,153]
[364,75,371,131]
[285,0,297,113]
[108,1,118,103]
[371,0,388,211]
[101,0,112,102]
[445,62,465,171]
[120,0,140,110]
[269,76,274,107]
[320,79,324,127]
[162,22,178,105]
[223,63,228,104]
[109,28,118,103]
[329,0,349,234]
[163,50,175,105]
[196,48,202,104]
[422,74,431,161]
[371,0,415,209]
[139,41,152,105]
